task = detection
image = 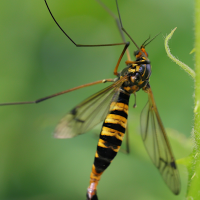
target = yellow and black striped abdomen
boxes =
[89,91,130,185]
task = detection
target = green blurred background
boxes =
[0,0,194,199]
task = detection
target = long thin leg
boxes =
[115,0,148,60]
[96,0,131,61]
[44,0,125,47]
[114,42,130,75]
[115,1,139,50]
[0,79,115,106]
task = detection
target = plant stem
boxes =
[165,27,195,79]
[187,0,200,198]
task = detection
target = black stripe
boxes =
[100,135,122,146]
[94,145,119,173]
[117,92,130,105]
[110,110,127,119]
[94,156,111,173]
[97,146,117,161]
[103,123,125,133]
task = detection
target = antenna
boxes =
[143,32,161,47]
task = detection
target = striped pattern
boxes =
[87,91,130,199]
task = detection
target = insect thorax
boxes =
[120,62,151,94]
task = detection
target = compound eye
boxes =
[134,50,139,56]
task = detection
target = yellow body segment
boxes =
[101,126,124,141]
[110,102,129,114]
[105,114,127,128]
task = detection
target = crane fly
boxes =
[0,0,180,199]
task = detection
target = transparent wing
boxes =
[55,76,127,138]
[140,86,180,195]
